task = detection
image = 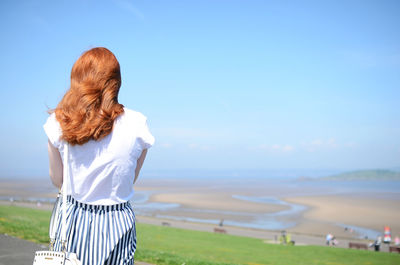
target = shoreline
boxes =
[1,177,399,245]
[0,200,372,246]
[0,196,391,242]
[142,191,394,240]
[3,199,398,253]
[1,192,396,240]
[284,195,400,238]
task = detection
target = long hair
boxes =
[55,47,124,145]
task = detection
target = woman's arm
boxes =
[134,149,148,184]
[47,139,63,188]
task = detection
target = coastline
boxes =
[1,178,399,244]
[284,195,400,238]
[144,191,396,240]
[149,192,290,213]
[2,195,399,254]
[0,200,376,249]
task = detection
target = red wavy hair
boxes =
[54,47,124,145]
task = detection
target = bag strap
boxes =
[61,143,69,250]
[49,189,61,248]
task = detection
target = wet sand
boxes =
[285,195,400,237]
[1,178,399,243]
[145,189,400,239]
[150,192,289,213]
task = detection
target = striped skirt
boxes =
[53,196,137,265]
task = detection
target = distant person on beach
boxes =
[44,47,154,265]
[373,236,382,251]
[326,233,333,246]
[281,230,287,244]
[331,236,338,246]
[395,236,400,246]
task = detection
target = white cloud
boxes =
[257,138,352,153]
[160,143,173,148]
[256,144,294,153]
[327,138,338,148]
[282,145,294,152]
[271,144,281,150]
[114,0,144,19]
[310,139,323,146]
[301,138,341,152]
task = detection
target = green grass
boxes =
[0,204,51,244]
[1,205,399,265]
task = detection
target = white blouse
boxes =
[43,108,155,205]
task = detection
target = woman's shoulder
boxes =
[45,112,57,123]
[120,107,154,148]
[44,112,62,134]
[121,107,148,122]
[43,112,62,148]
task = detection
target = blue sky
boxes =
[0,0,399,177]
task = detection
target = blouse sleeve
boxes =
[43,113,62,149]
[137,115,155,150]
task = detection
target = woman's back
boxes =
[44,108,154,205]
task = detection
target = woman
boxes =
[43,47,154,265]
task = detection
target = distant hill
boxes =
[321,169,400,181]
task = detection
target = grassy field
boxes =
[1,205,399,265]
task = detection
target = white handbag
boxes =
[33,144,82,265]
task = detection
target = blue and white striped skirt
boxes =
[53,196,137,265]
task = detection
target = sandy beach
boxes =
[1,177,399,247]
[151,192,290,213]
[285,195,400,237]
[149,192,398,236]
